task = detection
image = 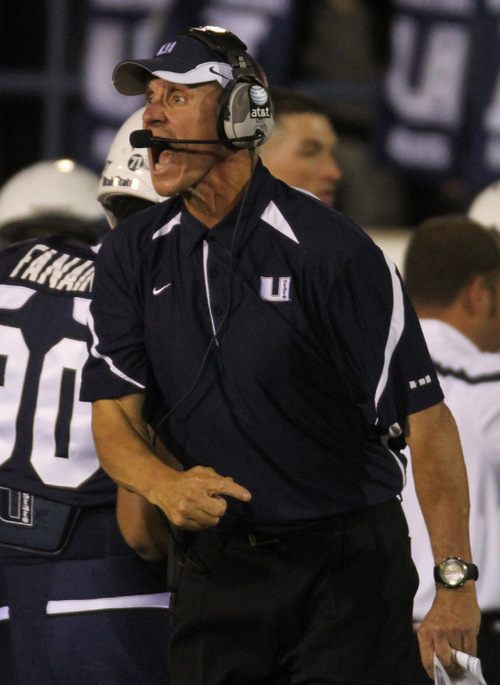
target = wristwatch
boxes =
[434,556,479,588]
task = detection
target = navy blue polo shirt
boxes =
[81,161,443,532]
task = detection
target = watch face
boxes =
[442,558,466,586]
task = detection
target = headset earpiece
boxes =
[179,27,274,150]
[217,77,273,149]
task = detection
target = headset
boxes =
[183,27,274,149]
[130,26,274,152]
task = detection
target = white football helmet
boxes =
[468,180,500,233]
[0,159,104,231]
[98,108,162,228]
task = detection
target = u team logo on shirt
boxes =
[260,276,291,302]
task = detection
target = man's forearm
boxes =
[117,487,170,560]
[406,401,480,679]
[91,394,251,531]
[91,395,176,501]
[407,401,472,563]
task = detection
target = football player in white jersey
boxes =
[402,214,500,685]
[0,147,170,683]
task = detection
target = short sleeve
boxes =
[80,230,150,402]
[325,242,443,431]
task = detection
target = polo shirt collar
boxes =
[178,159,275,256]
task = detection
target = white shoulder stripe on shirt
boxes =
[260,201,299,243]
[152,211,182,240]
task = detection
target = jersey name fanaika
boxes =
[0,235,115,512]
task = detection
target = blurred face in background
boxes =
[260,111,342,207]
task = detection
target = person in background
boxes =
[401,214,500,685]
[258,86,342,206]
[81,26,480,684]
[0,160,105,249]
[0,153,170,684]
[97,107,164,229]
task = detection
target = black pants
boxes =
[169,499,419,685]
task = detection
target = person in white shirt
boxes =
[402,214,500,684]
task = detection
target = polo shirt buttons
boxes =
[215,306,224,315]
[211,269,219,278]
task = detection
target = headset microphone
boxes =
[129,129,264,150]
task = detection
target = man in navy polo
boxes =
[81,25,480,684]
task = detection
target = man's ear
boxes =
[461,275,492,317]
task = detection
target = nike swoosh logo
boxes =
[209,66,227,79]
[153,283,171,295]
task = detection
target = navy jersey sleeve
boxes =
[81,228,150,402]
[325,241,444,432]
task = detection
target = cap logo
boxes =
[249,85,268,106]
[156,41,177,57]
